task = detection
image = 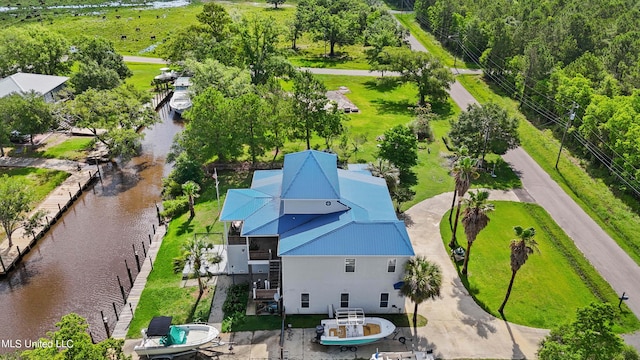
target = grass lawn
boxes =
[127,172,253,338]
[126,62,167,93]
[0,167,69,239]
[29,138,94,161]
[440,201,639,332]
[457,74,640,269]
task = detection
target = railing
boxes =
[228,235,246,245]
[249,250,272,260]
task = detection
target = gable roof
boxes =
[281,150,340,199]
[220,150,414,257]
[0,72,69,99]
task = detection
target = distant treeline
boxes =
[415,0,640,192]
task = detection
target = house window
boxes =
[387,258,396,272]
[380,293,389,308]
[345,258,356,272]
[301,293,310,308]
[340,293,349,308]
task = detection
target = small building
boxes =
[0,72,69,103]
[220,150,415,315]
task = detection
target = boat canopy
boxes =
[147,316,172,336]
[335,308,366,325]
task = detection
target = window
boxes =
[301,293,309,308]
[345,258,356,272]
[380,293,389,308]
[340,293,349,308]
[387,258,396,272]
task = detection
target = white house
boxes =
[220,150,415,315]
[0,72,69,103]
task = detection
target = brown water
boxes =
[0,104,182,350]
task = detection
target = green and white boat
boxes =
[318,308,396,346]
[134,316,220,357]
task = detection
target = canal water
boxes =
[0,104,182,349]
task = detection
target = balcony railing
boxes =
[228,235,246,245]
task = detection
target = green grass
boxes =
[1,167,69,205]
[126,62,167,93]
[0,167,69,239]
[457,74,640,269]
[30,138,94,161]
[394,13,457,68]
[127,172,252,338]
[440,201,639,332]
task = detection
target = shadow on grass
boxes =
[474,158,522,190]
[177,217,195,236]
[291,51,355,68]
[363,78,401,92]
[371,98,414,115]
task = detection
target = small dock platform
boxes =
[0,163,100,276]
[151,89,172,111]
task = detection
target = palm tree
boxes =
[498,226,539,314]
[449,155,479,248]
[400,256,442,330]
[182,181,201,219]
[173,236,222,297]
[460,190,494,275]
[368,159,400,193]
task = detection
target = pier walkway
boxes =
[0,157,100,275]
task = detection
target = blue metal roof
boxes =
[347,163,372,175]
[279,221,414,256]
[219,150,415,257]
[281,151,340,199]
[220,189,272,221]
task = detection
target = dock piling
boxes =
[101,311,110,338]
[152,224,156,234]
[141,242,147,257]
[148,234,152,244]
[0,255,5,273]
[16,246,21,257]
[112,302,119,321]
[125,259,134,287]
[133,244,140,272]
[117,275,126,303]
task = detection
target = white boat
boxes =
[169,76,192,114]
[154,67,178,82]
[317,308,396,346]
[134,316,220,356]
[370,350,435,360]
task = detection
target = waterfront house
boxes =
[220,150,415,315]
[0,72,69,103]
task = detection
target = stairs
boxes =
[269,259,280,290]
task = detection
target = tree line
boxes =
[414,0,640,194]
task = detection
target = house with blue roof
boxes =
[220,150,415,314]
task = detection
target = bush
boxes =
[222,283,250,315]
[160,196,189,219]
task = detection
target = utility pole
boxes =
[555,103,578,169]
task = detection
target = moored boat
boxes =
[133,316,220,356]
[169,76,192,114]
[317,308,396,346]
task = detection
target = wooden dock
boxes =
[151,89,172,111]
[0,165,100,276]
[112,225,167,339]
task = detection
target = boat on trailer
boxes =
[317,308,396,346]
[370,349,435,360]
[134,316,220,357]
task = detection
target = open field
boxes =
[440,201,640,333]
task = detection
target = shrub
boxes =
[160,196,189,219]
